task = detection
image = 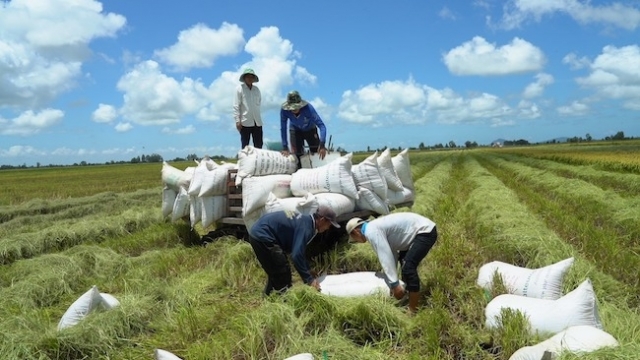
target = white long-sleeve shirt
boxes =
[362,213,436,286]
[233,83,262,127]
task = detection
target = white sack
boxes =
[177,165,196,190]
[161,162,184,190]
[155,349,183,360]
[199,167,231,197]
[201,195,227,229]
[377,148,403,191]
[355,187,389,215]
[290,154,358,199]
[162,186,177,218]
[477,257,574,300]
[189,195,202,228]
[283,354,314,360]
[264,193,319,215]
[351,151,387,201]
[241,174,293,216]
[57,285,103,331]
[485,279,603,335]
[319,271,400,297]
[314,193,356,217]
[100,293,120,309]
[509,325,619,360]
[236,146,298,186]
[187,157,218,196]
[387,187,415,206]
[300,152,341,169]
[171,187,190,222]
[391,148,414,190]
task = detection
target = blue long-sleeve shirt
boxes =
[280,103,327,149]
[249,211,318,284]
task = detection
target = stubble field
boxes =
[1,141,639,359]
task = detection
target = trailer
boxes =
[200,168,414,257]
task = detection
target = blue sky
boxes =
[1,0,639,166]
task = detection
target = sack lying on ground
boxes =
[57,285,104,331]
[509,325,619,360]
[283,353,314,360]
[155,349,183,360]
[318,271,397,297]
[485,279,602,335]
[100,293,120,309]
[236,146,297,186]
[477,257,575,300]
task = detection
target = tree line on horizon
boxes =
[0,131,632,170]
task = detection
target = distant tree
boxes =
[80,161,87,166]
[613,131,625,140]
[448,141,456,148]
[186,153,198,161]
[418,142,425,150]
[146,153,163,162]
[585,133,592,142]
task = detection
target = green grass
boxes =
[1,146,639,359]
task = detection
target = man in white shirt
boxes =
[233,68,263,149]
[346,212,438,313]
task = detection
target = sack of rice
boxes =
[236,146,297,186]
[241,174,293,216]
[485,279,603,335]
[377,148,403,191]
[290,154,358,199]
[477,257,574,300]
[351,151,387,201]
[391,148,414,190]
[355,187,389,215]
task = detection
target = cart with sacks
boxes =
[161,146,416,253]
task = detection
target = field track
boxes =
[1,141,639,359]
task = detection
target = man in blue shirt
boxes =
[249,206,341,296]
[280,91,328,167]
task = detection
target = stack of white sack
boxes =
[477,257,575,300]
[160,157,238,228]
[509,325,619,360]
[351,151,389,215]
[380,148,415,206]
[485,279,603,335]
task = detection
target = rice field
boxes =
[1,141,639,359]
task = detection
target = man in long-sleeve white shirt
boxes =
[233,68,263,149]
[346,212,438,313]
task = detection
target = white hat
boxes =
[346,217,365,242]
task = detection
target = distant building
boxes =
[492,141,503,148]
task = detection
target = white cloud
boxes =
[92,103,118,123]
[557,101,589,116]
[245,26,294,59]
[499,0,640,30]
[0,109,64,136]
[161,125,195,134]
[439,7,456,20]
[0,145,46,157]
[117,60,209,125]
[338,78,513,126]
[443,36,545,76]
[0,0,126,108]
[563,53,591,70]
[522,73,554,98]
[154,22,245,72]
[517,100,542,119]
[576,45,640,110]
[115,122,133,132]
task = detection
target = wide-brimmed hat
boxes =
[346,217,366,242]
[239,68,259,82]
[282,90,308,111]
[317,206,340,228]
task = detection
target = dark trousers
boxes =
[240,125,263,149]
[249,237,292,295]
[398,226,438,292]
[290,127,320,168]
